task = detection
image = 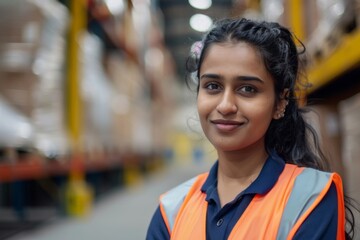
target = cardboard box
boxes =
[339,92,360,206]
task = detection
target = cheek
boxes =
[197,97,208,120]
[244,99,276,120]
[197,94,215,126]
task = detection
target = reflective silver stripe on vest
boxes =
[160,176,197,232]
[276,168,332,239]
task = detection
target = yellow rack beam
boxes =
[67,0,86,149]
[307,30,360,93]
[289,0,305,41]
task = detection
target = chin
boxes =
[211,141,244,152]
[210,137,265,153]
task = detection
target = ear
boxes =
[273,89,289,120]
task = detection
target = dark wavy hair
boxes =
[186,18,357,239]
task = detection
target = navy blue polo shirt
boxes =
[146,152,338,239]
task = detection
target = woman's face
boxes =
[197,42,283,153]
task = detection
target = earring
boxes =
[280,110,285,118]
[278,100,288,119]
[277,109,285,119]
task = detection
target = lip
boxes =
[210,119,244,132]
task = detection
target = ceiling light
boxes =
[190,14,213,32]
[189,0,212,10]
[104,0,125,16]
[262,0,284,21]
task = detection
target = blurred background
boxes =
[0,0,359,239]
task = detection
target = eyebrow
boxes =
[200,73,264,84]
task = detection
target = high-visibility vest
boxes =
[159,164,345,239]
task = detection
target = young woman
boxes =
[147,18,355,239]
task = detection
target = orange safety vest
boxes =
[159,164,345,239]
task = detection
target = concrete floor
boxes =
[7,161,211,240]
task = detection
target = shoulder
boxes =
[159,173,208,232]
[285,164,341,185]
[278,166,343,239]
[146,206,170,240]
[291,166,343,191]
[160,175,200,205]
[289,166,342,205]
[282,165,343,221]
[160,172,209,204]
[292,183,339,239]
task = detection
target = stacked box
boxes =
[304,0,356,65]
[304,105,345,175]
[0,0,43,116]
[89,5,177,159]
[355,0,360,28]
[0,0,70,157]
[339,93,360,210]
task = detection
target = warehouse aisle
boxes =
[7,161,212,240]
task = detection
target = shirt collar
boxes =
[201,150,285,198]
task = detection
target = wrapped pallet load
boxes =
[0,0,70,160]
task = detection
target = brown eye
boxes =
[204,82,221,91]
[239,86,257,93]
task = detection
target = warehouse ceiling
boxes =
[157,0,234,80]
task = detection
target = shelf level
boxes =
[0,155,123,183]
[307,30,360,93]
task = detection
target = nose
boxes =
[216,90,237,115]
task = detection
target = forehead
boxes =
[200,42,271,80]
[204,41,262,64]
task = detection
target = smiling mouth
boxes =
[210,119,244,131]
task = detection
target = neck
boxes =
[216,143,268,207]
[217,145,268,179]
